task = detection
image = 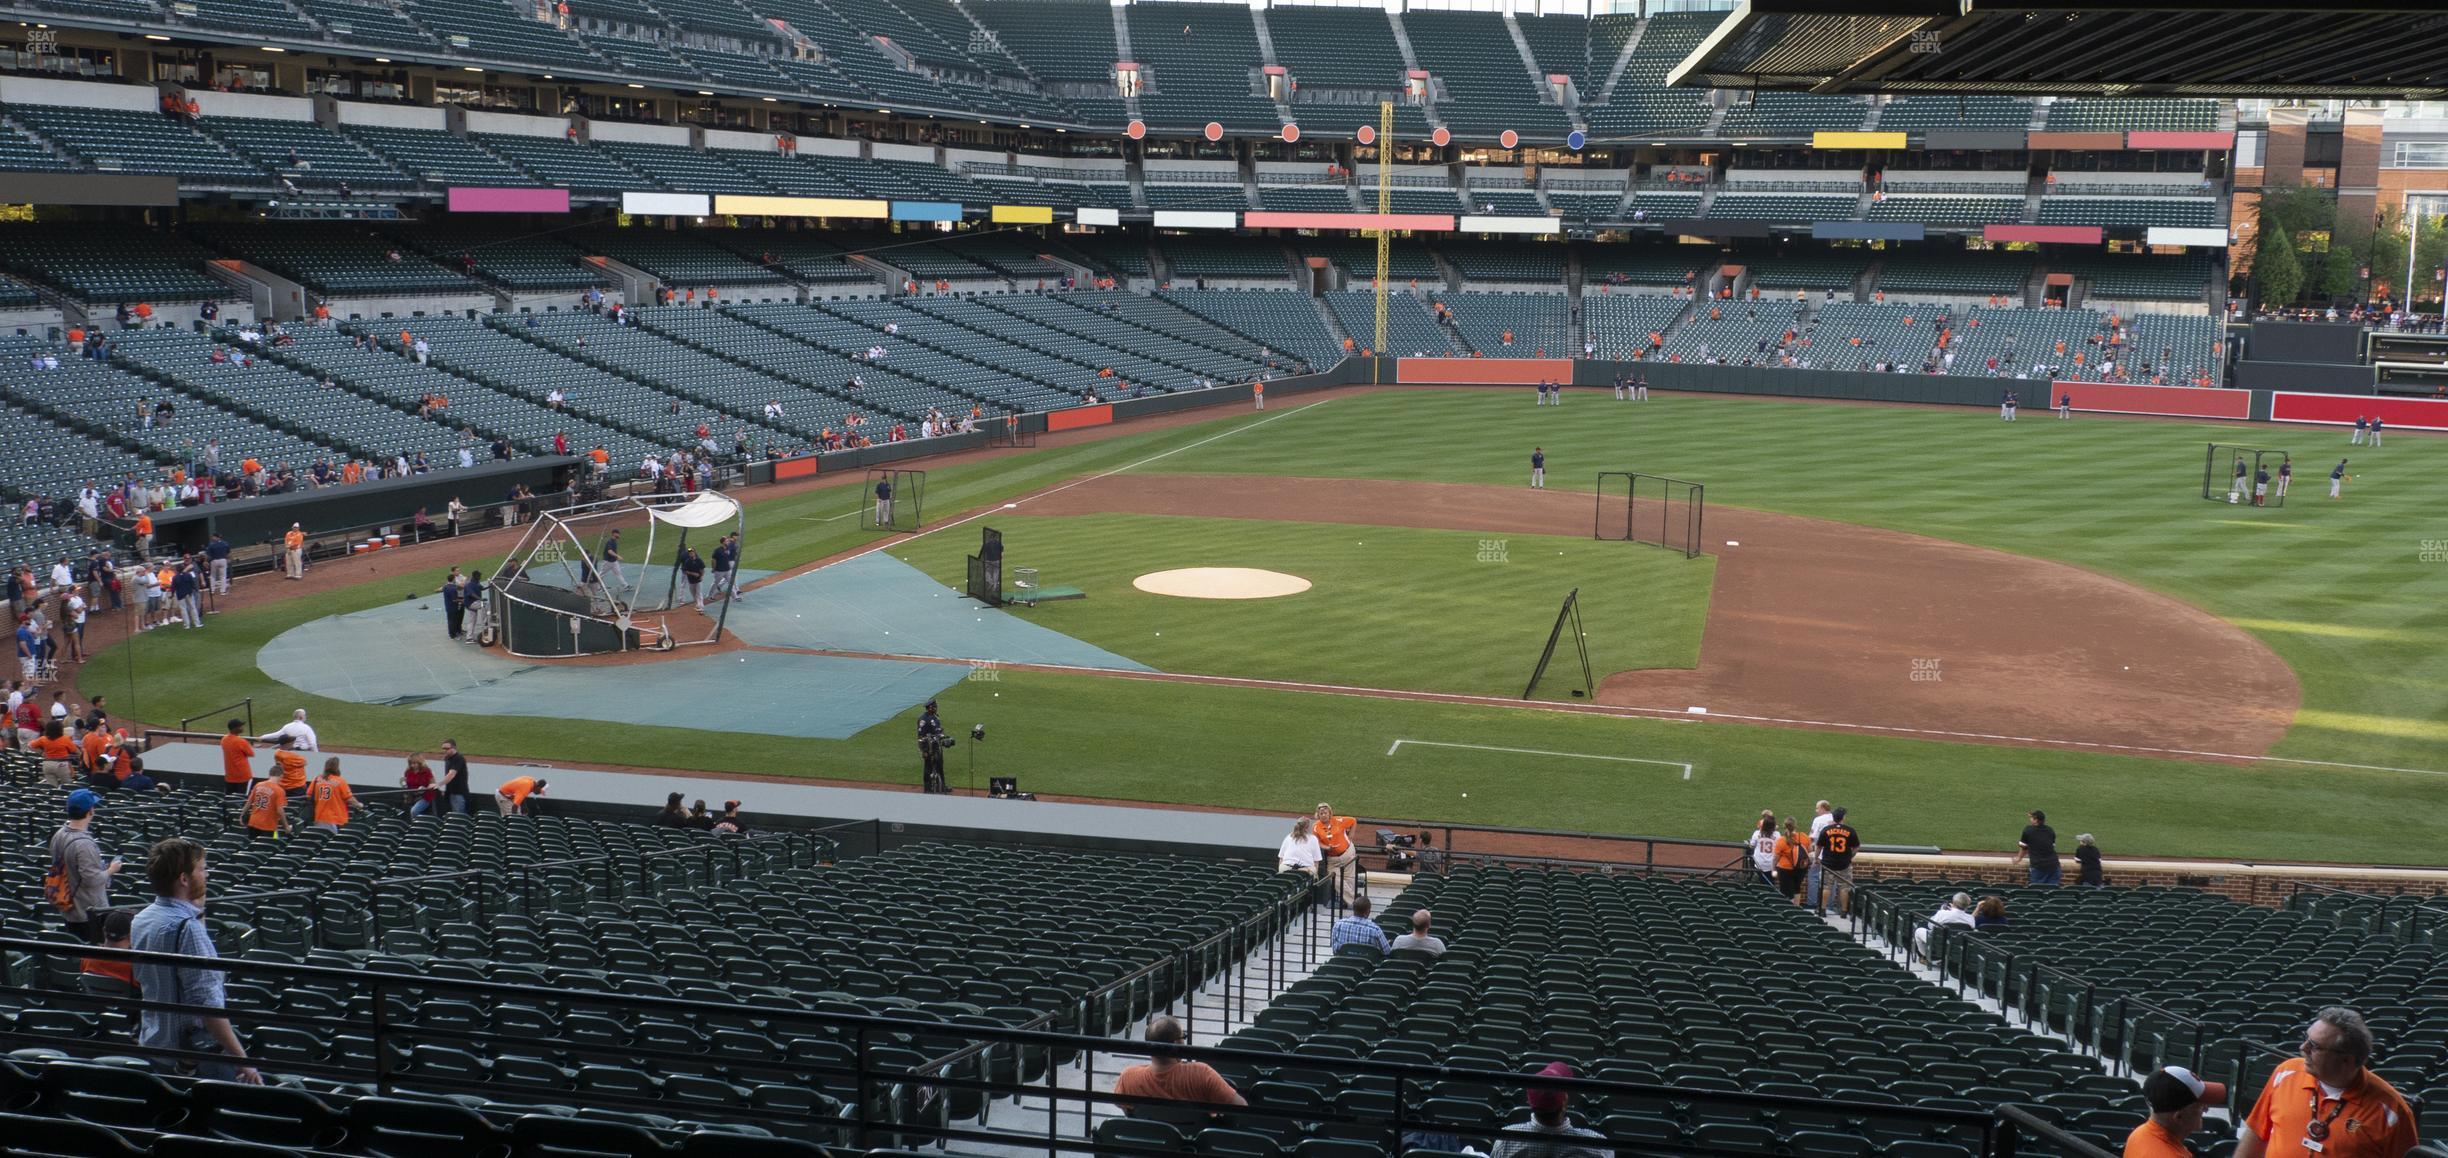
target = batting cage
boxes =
[860,468,926,531]
[988,414,1035,449]
[1595,472,1706,558]
[1524,588,1595,700]
[2203,443,2290,508]
[492,490,745,657]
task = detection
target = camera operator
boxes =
[916,700,952,794]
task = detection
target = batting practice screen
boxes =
[2202,444,2289,508]
[1594,472,1706,558]
[859,468,927,531]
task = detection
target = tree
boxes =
[2324,215,2373,301]
[2254,224,2304,307]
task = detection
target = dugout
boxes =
[140,458,576,557]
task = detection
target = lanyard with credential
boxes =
[2306,1088,2348,1144]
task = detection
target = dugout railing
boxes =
[0,933,2089,1158]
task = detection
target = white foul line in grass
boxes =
[753,643,2448,780]
[832,398,1337,568]
[1387,739,1692,780]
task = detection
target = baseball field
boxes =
[87,387,2448,863]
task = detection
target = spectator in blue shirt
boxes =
[1329,894,1390,956]
[128,838,260,1084]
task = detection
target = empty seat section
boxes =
[387,223,604,291]
[1545,179,1628,222]
[565,228,789,286]
[1159,237,1291,283]
[1581,293,1688,359]
[1126,3,1281,134]
[1717,93,1870,137]
[642,304,1005,421]
[191,224,475,296]
[1746,252,1866,293]
[1877,250,2036,299]
[2055,251,2215,304]
[474,133,650,193]
[2044,99,2221,132]
[594,140,772,194]
[1441,241,1564,285]
[1403,10,1570,140]
[1271,7,1427,139]
[343,125,530,186]
[1707,192,1857,222]
[1877,96,2036,130]
[401,0,608,71]
[1323,290,1458,355]
[1436,291,1571,355]
[1583,11,1721,138]
[201,116,413,188]
[10,105,263,181]
[0,226,234,305]
[1155,289,1341,369]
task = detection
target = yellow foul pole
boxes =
[1373,99,1393,382]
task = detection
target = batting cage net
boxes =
[1525,588,1594,701]
[2202,444,2289,508]
[860,468,927,531]
[988,414,1035,448]
[1594,472,1706,558]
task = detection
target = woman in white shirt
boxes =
[1278,816,1322,878]
[1746,812,1778,886]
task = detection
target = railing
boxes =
[1353,815,1746,879]
[0,933,2045,1158]
[2287,880,2448,945]
[1851,884,2296,1095]
[176,696,252,737]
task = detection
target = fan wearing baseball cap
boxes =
[2127,1066,2226,1158]
[1492,1063,1612,1158]
[2237,1007,2418,1158]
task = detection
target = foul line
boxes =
[740,642,2448,780]
[830,398,1337,569]
[1388,739,1692,780]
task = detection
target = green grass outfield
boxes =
[84,389,2448,862]
[888,513,1712,697]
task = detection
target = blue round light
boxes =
[1567,130,1586,151]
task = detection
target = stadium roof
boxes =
[1667,0,2448,99]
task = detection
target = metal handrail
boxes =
[0,933,2006,1158]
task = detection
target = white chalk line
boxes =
[757,643,2448,780]
[1388,738,1692,780]
[831,398,1335,567]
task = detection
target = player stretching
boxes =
[2330,458,2349,499]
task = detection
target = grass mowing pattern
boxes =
[82,391,2448,861]
[1151,390,2448,775]
[887,513,1712,697]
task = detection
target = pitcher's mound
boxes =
[1134,567,1312,600]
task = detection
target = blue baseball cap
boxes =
[64,788,101,819]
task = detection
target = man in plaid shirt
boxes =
[1329,895,1389,956]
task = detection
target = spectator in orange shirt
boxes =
[32,719,79,786]
[282,523,305,580]
[133,513,153,561]
[1112,1015,1244,1115]
[307,760,359,833]
[2126,1066,2226,1158]
[495,775,547,817]
[79,723,111,780]
[1311,802,1358,906]
[243,768,288,840]
[219,719,254,795]
[80,909,138,994]
[2236,1008,2418,1158]
[269,734,308,794]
